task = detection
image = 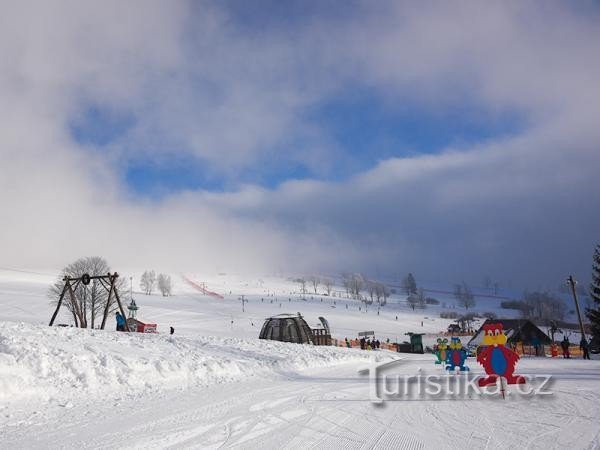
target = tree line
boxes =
[140,270,172,296]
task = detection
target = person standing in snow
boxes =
[561,336,571,359]
[170,326,175,335]
[115,312,126,332]
[580,337,590,360]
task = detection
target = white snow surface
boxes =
[1,268,599,449]
[0,321,371,405]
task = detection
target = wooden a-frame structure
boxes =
[49,272,128,330]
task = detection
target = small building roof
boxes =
[468,319,551,347]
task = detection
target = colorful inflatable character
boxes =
[445,337,469,371]
[476,323,525,386]
[434,338,448,364]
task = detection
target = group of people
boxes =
[558,335,591,360]
[358,337,381,350]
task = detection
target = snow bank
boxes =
[0,322,374,404]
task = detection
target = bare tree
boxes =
[374,282,383,305]
[158,273,172,296]
[295,277,307,295]
[455,281,476,310]
[401,273,418,295]
[48,256,126,328]
[322,277,333,296]
[140,270,157,295]
[367,280,377,304]
[381,284,390,306]
[348,273,365,299]
[407,294,419,310]
[308,276,320,294]
[457,313,477,333]
[370,281,389,306]
[341,273,352,298]
[520,291,566,322]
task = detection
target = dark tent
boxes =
[259,313,315,344]
[468,319,551,356]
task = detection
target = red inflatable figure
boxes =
[476,323,525,387]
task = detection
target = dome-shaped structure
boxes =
[259,313,314,344]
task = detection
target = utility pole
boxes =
[239,295,247,313]
[567,275,586,340]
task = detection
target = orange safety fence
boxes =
[512,343,584,358]
[182,276,225,299]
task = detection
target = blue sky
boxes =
[70,89,524,196]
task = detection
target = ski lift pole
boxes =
[567,275,586,341]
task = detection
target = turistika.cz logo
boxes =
[358,358,553,403]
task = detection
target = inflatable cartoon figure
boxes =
[434,338,448,364]
[445,337,469,371]
[476,323,525,386]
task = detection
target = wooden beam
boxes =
[100,273,116,330]
[49,281,69,326]
[112,276,129,332]
[67,280,85,328]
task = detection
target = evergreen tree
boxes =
[588,244,600,341]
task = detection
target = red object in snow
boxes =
[127,318,157,333]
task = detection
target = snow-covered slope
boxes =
[0,321,376,406]
[1,269,599,449]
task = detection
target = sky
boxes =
[1,0,599,290]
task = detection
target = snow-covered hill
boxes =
[1,268,599,449]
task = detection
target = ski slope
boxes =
[1,269,599,449]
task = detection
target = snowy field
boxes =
[1,268,599,449]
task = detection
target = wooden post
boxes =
[49,278,69,326]
[67,280,85,328]
[113,279,129,332]
[100,273,116,330]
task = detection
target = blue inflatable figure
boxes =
[445,337,469,372]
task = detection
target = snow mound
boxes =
[0,322,374,404]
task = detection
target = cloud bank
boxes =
[1,1,599,288]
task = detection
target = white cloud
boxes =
[0,1,598,288]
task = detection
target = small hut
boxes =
[468,319,551,356]
[395,332,425,354]
[125,299,157,333]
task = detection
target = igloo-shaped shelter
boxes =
[259,313,315,344]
